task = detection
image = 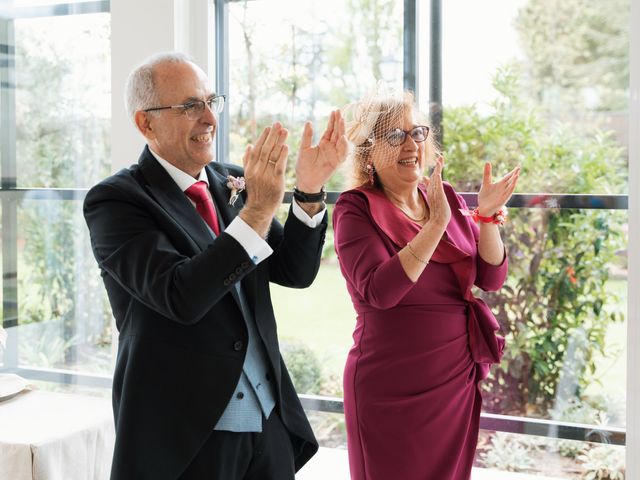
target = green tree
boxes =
[14,14,112,368]
[228,0,402,193]
[444,68,626,415]
[515,0,629,113]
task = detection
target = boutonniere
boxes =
[226,175,245,206]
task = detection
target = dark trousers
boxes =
[178,410,295,480]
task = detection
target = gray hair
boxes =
[124,51,194,122]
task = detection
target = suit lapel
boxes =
[206,165,261,320]
[138,147,214,252]
[205,164,259,317]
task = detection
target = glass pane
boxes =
[436,1,629,476]
[11,1,95,6]
[441,0,629,196]
[0,203,4,367]
[475,433,625,479]
[14,12,110,188]
[228,0,404,192]
[479,207,627,420]
[229,0,405,446]
[15,198,112,374]
[229,1,404,415]
[272,205,354,396]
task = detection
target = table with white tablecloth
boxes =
[0,389,114,480]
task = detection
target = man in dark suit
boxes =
[84,51,347,480]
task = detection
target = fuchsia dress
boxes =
[333,182,508,480]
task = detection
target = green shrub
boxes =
[478,433,536,472]
[280,339,324,394]
[578,445,625,480]
[444,68,626,415]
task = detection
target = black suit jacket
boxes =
[84,146,324,479]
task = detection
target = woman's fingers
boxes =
[497,165,521,186]
[483,162,492,187]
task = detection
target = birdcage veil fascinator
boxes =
[342,85,435,186]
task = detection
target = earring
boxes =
[366,163,375,185]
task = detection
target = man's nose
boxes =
[200,103,217,125]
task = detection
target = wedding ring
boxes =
[268,160,277,165]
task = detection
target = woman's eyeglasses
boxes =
[384,125,430,146]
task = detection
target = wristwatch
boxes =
[293,186,327,203]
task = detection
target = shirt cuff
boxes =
[291,199,326,228]
[225,217,273,265]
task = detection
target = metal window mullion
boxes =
[0,1,110,20]
[429,0,442,145]
[298,395,626,446]
[1,196,18,367]
[1,16,18,369]
[214,0,229,164]
[403,0,418,96]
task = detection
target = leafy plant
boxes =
[444,68,626,415]
[14,16,112,369]
[18,322,78,368]
[578,445,625,480]
[515,0,629,113]
[280,339,324,394]
[478,433,536,472]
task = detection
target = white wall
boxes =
[110,0,213,173]
[108,0,214,359]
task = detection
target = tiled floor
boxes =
[296,447,563,480]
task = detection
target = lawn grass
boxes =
[583,278,627,403]
[271,261,355,378]
[272,263,629,417]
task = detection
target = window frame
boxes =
[1,0,637,475]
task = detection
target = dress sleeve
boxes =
[454,190,508,292]
[333,192,416,309]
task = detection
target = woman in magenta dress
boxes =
[333,92,520,480]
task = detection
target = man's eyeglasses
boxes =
[143,95,226,120]
[384,125,430,147]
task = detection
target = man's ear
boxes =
[134,111,156,141]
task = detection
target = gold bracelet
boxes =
[406,242,429,265]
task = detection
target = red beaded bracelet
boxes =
[459,207,508,226]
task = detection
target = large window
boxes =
[445,1,629,475]
[1,0,634,477]
[224,0,630,478]
[226,0,408,449]
[0,2,112,389]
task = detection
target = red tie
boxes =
[185,181,220,236]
